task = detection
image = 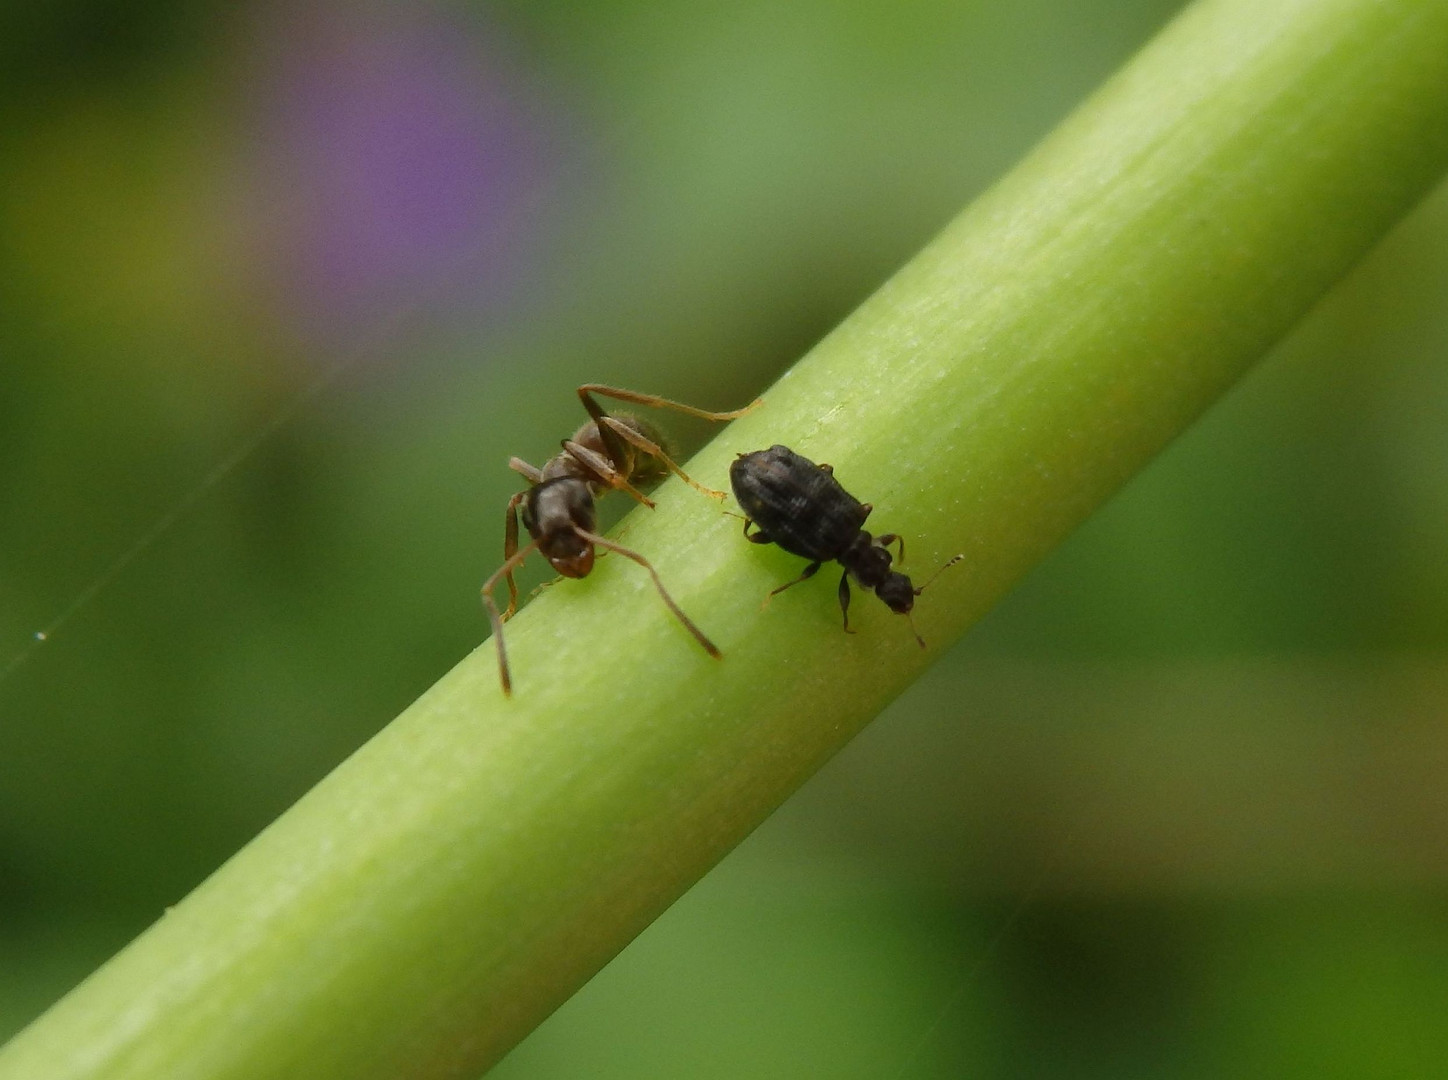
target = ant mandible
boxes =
[481,384,760,695]
[729,444,961,647]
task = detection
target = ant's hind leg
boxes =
[561,439,657,508]
[599,416,727,499]
[578,384,762,424]
[838,572,856,633]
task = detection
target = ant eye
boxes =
[550,546,595,579]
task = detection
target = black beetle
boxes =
[729,444,959,646]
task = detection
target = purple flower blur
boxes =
[247,3,560,349]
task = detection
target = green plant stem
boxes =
[6,0,1448,1076]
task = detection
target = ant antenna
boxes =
[574,528,722,658]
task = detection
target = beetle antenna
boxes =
[913,553,965,596]
[905,609,927,649]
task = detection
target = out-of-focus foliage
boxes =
[3,0,1447,1075]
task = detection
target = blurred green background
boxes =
[4,0,1448,1076]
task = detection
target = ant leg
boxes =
[574,528,721,659]
[576,383,759,483]
[838,572,856,633]
[743,518,773,544]
[876,533,906,566]
[561,439,656,508]
[599,416,727,499]
[501,491,529,618]
[508,457,544,484]
[769,560,821,598]
[578,384,762,424]
[481,539,540,696]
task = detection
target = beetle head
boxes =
[875,572,917,614]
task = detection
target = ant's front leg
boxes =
[501,490,529,619]
[508,457,544,484]
[481,539,540,696]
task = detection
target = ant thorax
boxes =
[540,434,602,484]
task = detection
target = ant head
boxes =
[875,572,917,615]
[525,478,596,533]
[544,532,595,578]
[525,478,598,578]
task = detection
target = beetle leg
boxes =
[743,517,773,544]
[768,560,821,599]
[876,533,905,566]
[838,571,856,633]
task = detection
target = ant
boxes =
[482,384,760,695]
[729,444,962,647]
